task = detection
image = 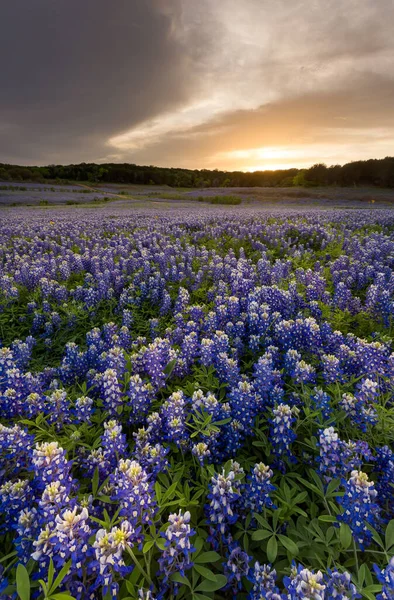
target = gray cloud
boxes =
[0,0,194,162]
[0,0,393,167]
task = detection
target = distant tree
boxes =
[293,170,306,186]
[306,163,328,185]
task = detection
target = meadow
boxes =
[0,204,393,600]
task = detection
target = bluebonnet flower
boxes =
[38,480,73,527]
[224,543,251,594]
[99,368,123,414]
[337,470,380,549]
[25,392,45,418]
[111,459,156,529]
[284,563,326,599]
[248,563,285,599]
[192,441,211,464]
[32,441,72,488]
[243,462,277,513]
[138,590,157,600]
[127,374,153,424]
[200,338,215,367]
[215,352,240,387]
[74,395,93,424]
[269,404,297,469]
[374,557,394,600]
[374,446,394,519]
[325,569,360,599]
[161,391,189,450]
[253,354,275,400]
[321,354,343,383]
[284,349,302,377]
[101,346,127,378]
[157,510,195,596]
[205,468,242,548]
[317,427,373,484]
[293,360,316,385]
[134,439,169,476]
[93,521,136,598]
[0,479,32,530]
[0,423,34,484]
[228,380,259,429]
[50,505,93,581]
[101,419,128,468]
[15,507,38,562]
[310,388,332,421]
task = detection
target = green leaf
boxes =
[143,541,154,553]
[194,551,221,563]
[50,560,71,594]
[161,481,178,504]
[92,467,99,496]
[47,559,55,589]
[385,519,394,550]
[164,359,177,377]
[195,575,227,592]
[339,523,352,550]
[358,563,367,587]
[50,594,77,600]
[193,565,217,582]
[170,573,191,587]
[16,564,30,600]
[253,514,271,530]
[267,536,278,562]
[0,550,18,564]
[278,534,299,555]
[192,595,214,600]
[317,515,337,523]
[298,477,324,498]
[252,529,272,541]
[326,478,341,497]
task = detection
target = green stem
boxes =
[126,547,154,588]
[144,551,151,580]
[353,539,359,575]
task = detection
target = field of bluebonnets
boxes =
[0,206,394,600]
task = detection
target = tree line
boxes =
[1,156,394,188]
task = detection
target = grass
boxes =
[196,195,242,205]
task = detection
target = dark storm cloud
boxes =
[1,0,394,167]
[0,0,192,163]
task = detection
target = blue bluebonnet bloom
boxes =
[243,462,277,513]
[325,569,360,599]
[93,520,136,598]
[310,388,332,421]
[224,543,251,595]
[284,563,326,599]
[74,395,93,424]
[32,441,73,488]
[374,557,394,600]
[98,368,123,414]
[316,427,373,483]
[127,374,153,424]
[205,467,242,548]
[161,390,189,450]
[0,479,32,530]
[111,459,156,529]
[157,510,195,598]
[0,423,34,484]
[374,446,394,519]
[269,404,297,470]
[337,470,380,549]
[248,563,283,600]
[321,354,343,383]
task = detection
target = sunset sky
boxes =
[1,0,394,171]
